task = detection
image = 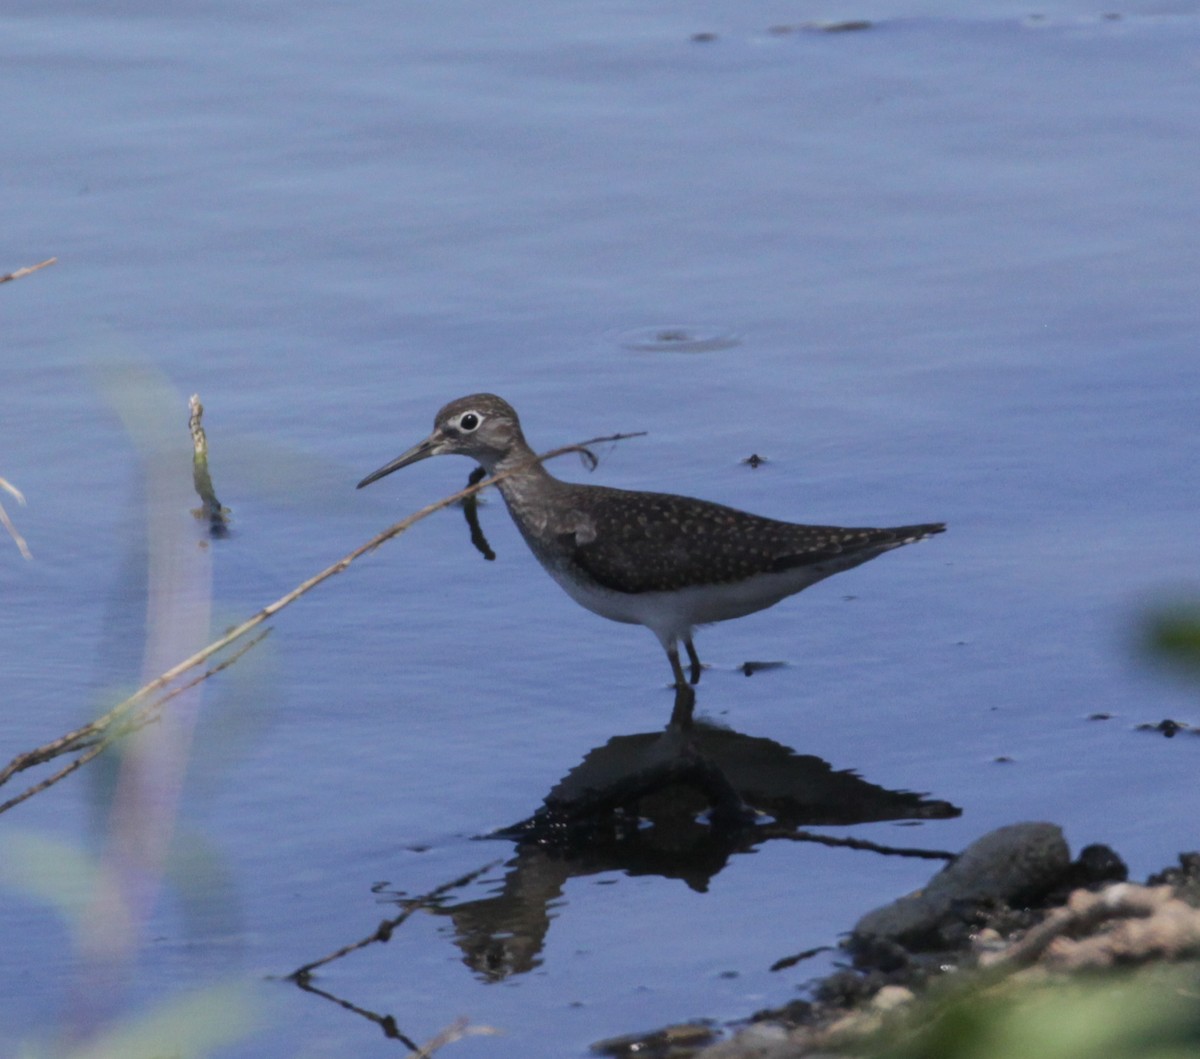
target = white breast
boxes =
[540,560,837,650]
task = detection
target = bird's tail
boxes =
[888,522,946,544]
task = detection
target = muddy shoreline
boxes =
[592,825,1200,1058]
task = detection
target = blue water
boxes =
[3,3,1199,1056]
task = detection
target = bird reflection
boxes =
[428,721,959,981]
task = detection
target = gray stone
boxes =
[852,822,1070,949]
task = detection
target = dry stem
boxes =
[407,1017,501,1058]
[0,431,642,811]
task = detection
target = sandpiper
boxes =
[358,394,944,725]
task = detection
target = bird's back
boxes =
[512,479,943,596]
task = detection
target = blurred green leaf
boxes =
[1144,605,1200,675]
[0,832,106,930]
[16,981,262,1059]
[879,972,1200,1059]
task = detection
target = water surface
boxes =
[2,3,1198,1056]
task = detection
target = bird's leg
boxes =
[683,637,702,685]
[666,644,696,729]
[669,683,696,729]
[666,643,688,691]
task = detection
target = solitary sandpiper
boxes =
[358,394,944,725]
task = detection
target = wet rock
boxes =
[1057,842,1128,893]
[850,822,1070,952]
[1148,851,1200,901]
[657,840,1200,1059]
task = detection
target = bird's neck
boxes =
[488,441,571,523]
[481,439,549,485]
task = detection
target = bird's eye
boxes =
[459,412,481,432]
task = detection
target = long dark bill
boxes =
[356,436,439,489]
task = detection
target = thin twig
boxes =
[288,859,504,982]
[289,978,421,1048]
[0,743,109,815]
[0,430,643,807]
[107,629,271,740]
[760,826,957,861]
[0,257,56,284]
[0,631,271,813]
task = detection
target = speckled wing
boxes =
[557,486,943,595]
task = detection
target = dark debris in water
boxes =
[591,1021,718,1058]
[768,945,833,973]
[1135,717,1197,738]
[808,19,874,32]
[616,325,740,354]
[768,19,874,35]
[740,660,786,676]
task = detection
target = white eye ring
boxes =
[457,411,482,432]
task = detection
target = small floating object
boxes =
[773,19,874,34]
[1135,718,1194,738]
[741,660,787,676]
[615,325,740,354]
[806,19,873,32]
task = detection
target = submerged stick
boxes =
[287,859,503,982]
[188,394,230,536]
[762,826,957,860]
[0,430,645,809]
